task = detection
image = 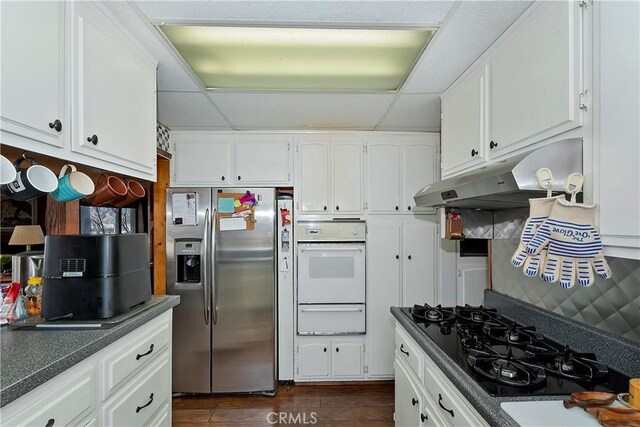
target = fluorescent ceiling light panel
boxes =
[160,25,434,91]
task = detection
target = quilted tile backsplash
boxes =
[492,239,640,342]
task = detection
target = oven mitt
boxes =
[526,198,612,288]
[511,196,563,277]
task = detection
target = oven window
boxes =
[309,257,355,279]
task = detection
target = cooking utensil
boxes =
[585,406,640,427]
[564,391,617,408]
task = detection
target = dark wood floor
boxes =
[172,382,395,426]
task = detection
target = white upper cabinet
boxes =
[402,140,437,214]
[297,141,330,213]
[172,137,231,186]
[366,143,402,213]
[331,142,364,213]
[365,134,438,215]
[171,133,293,187]
[441,65,486,174]
[1,1,66,148]
[233,138,291,185]
[488,1,582,156]
[296,136,364,215]
[440,1,583,178]
[595,0,640,259]
[71,1,157,178]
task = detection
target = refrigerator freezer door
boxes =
[166,188,212,393]
[212,188,277,393]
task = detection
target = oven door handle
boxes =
[300,307,363,313]
[299,247,363,253]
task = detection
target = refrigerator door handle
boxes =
[203,208,210,325]
[212,208,218,326]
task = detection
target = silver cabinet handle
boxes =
[202,208,210,325]
[300,307,363,313]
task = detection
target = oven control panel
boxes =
[296,220,366,242]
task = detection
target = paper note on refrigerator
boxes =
[172,192,197,225]
[219,216,247,231]
[218,198,236,214]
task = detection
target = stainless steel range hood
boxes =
[414,138,583,209]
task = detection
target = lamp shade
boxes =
[9,225,45,246]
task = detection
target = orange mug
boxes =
[112,179,145,208]
[630,378,640,409]
[84,174,127,206]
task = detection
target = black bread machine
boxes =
[42,234,151,320]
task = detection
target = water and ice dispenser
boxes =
[175,240,202,283]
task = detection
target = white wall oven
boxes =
[296,220,366,335]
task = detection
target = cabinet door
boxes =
[489,1,582,155]
[366,223,401,377]
[1,1,65,148]
[402,220,437,306]
[71,2,157,177]
[332,142,364,213]
[331,341,363,378]
[403,142,437,214]
[298,143,330,213]
[298,342,330,378]
[366,143,402,213]
[173,141,231,186]
[441,65,486,174]
[394,358,422,427]
[234,138,291,184]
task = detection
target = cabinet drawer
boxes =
[298,304,365,335]
[423,357,487,427]
[103,351,171,427]
[4,366,95,427]
[102,312,171,399]
[145,402,171,427]
[394,326,423,381]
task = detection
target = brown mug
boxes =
[112,179,145,208]
[84,174,127,206]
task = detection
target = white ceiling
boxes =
[107,1,533,131]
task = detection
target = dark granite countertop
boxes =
[0,295,179,408]
[392,290,640,427]
[391,306,564,427]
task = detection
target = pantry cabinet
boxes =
[70,1,157,178]
[296,137,364,215]
[365,134,438,214]
[295,337,364,381]
[171,133,294,187]
[441,0,583,178]
[0,1,66,149]
[365,218,437,378]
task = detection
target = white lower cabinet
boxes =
[394,323,488,427]
[296,337,364,381]
[0,310,173,427]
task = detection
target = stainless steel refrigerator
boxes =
[166,187,276,394]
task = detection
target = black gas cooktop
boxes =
[401,304,630,397]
